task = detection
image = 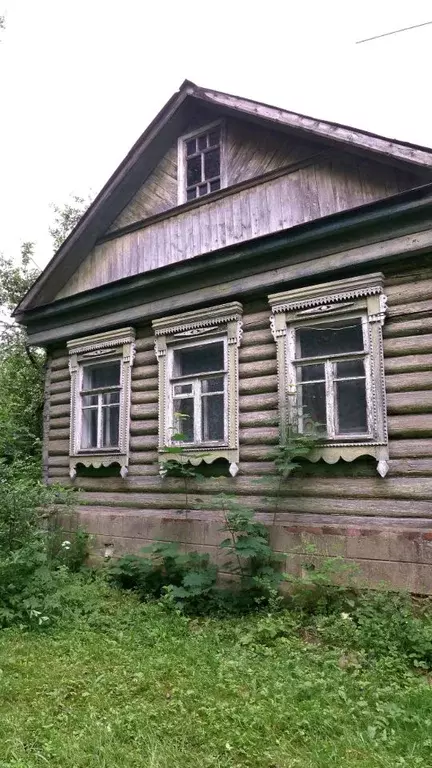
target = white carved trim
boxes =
[67,327,135,479]
[269,272,385,313]
[153,303,243,467]
[268,273,389,475]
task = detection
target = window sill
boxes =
[159,446,240,476]
[69,453,129,479]
[307,444,389,476]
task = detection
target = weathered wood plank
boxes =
[387,391,432,414]
[385,371,432,393]
[388,414,432,438]
[389,439,432,458]
[384,335,432,357]
[384,316,432,338]
[385,354,432,374]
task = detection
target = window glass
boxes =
[204,148,220,180]
[174,342,224,377]
[102,404,120,447]
[173,398,194,442]
[299,382,326,431]
[298,321,364,358]
[83,361,120,390]
[298,363,325,382]
[81,408,98,449]
[337,380,368,434]
[336,359,364,378]
[186,155,201,187]
[202,394,224,441]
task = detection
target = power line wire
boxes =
[356,20,432,44]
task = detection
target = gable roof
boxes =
[15,79,432,317]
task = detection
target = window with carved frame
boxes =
[178,121,225,204]
[153,302,242,476]
[269,273,389,477]
[67,327,135,479]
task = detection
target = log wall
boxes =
[47,263,432,592]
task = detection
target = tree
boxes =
[49,193,92,252]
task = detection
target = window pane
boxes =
[299,382,326,431]
[174,342,224,376]
[82,394,98,407]
[298,363,325,382]
[210,179,220,192]
[186,139,196,156]
[198,183,208,197]
[102,391,120,405]
[83,361,120,389]
[202,393,224,442]
[186,187,196,201]
[208,128,220,147]
[173,383,193,395]
[204,148,220,180]
[197,134,207,150]
[81,407,98,449]
[337,359,365,378]
[102,405,120,447]
[298,321,364,358]
[202,376,224,393]
[187,155,202,186]
[173,398,194,442]
[337,380,368,434]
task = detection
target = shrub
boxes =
[0,459,88,628]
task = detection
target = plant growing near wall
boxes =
[159,415,206,512]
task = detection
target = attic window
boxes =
[178,122,224,204]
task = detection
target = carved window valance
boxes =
[153,302,243,476]
[67,327,135,479]
[269,273,389,477]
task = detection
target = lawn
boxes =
[0,582,431,768]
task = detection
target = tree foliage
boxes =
[49,194,91,252]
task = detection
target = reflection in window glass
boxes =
[298,321,364,358]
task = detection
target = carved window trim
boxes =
[67,327,135,479]
[177,120,226,204]
[269,273,389,477]
[153,302,243,476]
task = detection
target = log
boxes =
[132,365,158,381]
[239,359,277,378]
[239,392,278,412]
[130,435,159,451]
[241,328,273,347]
[385,371,432,393]
[50,368,70,384]
[386,278,432,305]
[50,380,70,395]
[387,298,432,320]
[129,450,159,465]
[239,374,278,395]
[134,335,155,352]
[72,497,432,518]
[131,377,159,392]
[50,356,69,371]
[239,426,279,445]
[384,335,432,357]
[242,309,270,331]
[384,316,432,338]
[239,343,275,363]
[49,455,70,468]
[387,459,432,476]
[130,420,158,436]
[385,354,432,374]
[50,404,70,419]
[49,427,70,440]
[388,414,432,438]
[240,444,276,461]
[48,439,69,456]
[239,410,278,428]
[130,402,159,419]
[134,350,157,367]
[50,391,71,406]
[389,439,432,458]
[387,391,432,415]
[131,390,159,404]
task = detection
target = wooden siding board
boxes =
[55,133,422,301]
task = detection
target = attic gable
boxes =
[15,80,432,316]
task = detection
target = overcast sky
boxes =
[1,0,432,269]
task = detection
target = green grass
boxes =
[0,582,431,767]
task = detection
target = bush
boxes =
[0,459,88,628]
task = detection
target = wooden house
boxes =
[15,81,432,592]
